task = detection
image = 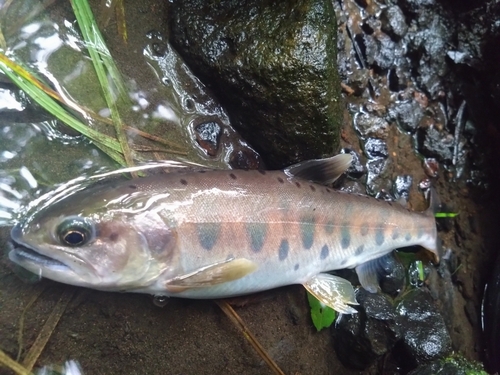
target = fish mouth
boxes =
[9,224,70,271]
[9,244,69,270]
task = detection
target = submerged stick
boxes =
[0,348,32,375]
[22,287,75,371]
[215,300,285,375]
[17,286,47,361]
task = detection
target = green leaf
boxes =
[307,291,336,331]
[435,212,459,218]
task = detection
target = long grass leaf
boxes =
[0,56,127,166]
[70,0,127,99]
[71,0,134,170]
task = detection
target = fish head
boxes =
[9,181,169,291]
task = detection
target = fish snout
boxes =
[10,223,23,242]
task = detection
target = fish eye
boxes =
[57,216,94,247]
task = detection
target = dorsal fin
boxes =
[284,154,353,185]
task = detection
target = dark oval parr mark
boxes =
[341,227,351,249]
[197,223,221,251]
[246,223,268,252]
[278,239,289,260]
[320,244,329,260]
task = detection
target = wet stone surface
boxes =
[396,290,452,365]
[333,288,401,370]
[194,121,221,157]
[169,0,343,169]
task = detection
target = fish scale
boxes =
[9,154,439,314]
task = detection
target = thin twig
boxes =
[215,300,285,375]
[132,145,188,156]
[125,126,185,150]
[22,287,76,372]
[0,348,32,375]
[115,0,127,43]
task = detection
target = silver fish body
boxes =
[9,156,439,313]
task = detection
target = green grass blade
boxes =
[70,0,134,169]
[70,0,128,100]
[0,55,126,166]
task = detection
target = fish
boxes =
[9,154,439,314]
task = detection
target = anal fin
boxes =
[165,258,258,292]
[355,253,397,293]
[303,273,359,314]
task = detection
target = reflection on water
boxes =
[0,1,259,228]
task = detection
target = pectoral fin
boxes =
[303,273,359,314]
[165,258,258,292]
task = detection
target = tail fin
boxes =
[423,187,442,264]
[425,187,441,216]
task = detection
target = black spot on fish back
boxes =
[295,181,301,188]
[310,185,316,192]
[229,173,237,180]
[128,184,137,190]
[294,263,300,271]
[180,179,188,186]
[277,177,284,184]
[258,170,266,175]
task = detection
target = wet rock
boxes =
[333,289,401,370]
[144,33,263,169]
[416,125,454,163]
[411,14,451,98]
[364,32,401,70]
[366,158,390,195]
[345,69,370,96]
[389,100,424,133]
[354,112,390,139]
[228,146,261,170]
[393,174,413,202]
[396,289,452,364]
[169,0,343,169]
[380,6,408,40]
[399,0,436,14]
[378,254,406,296]
[194,121,221,156]
[408,354,487,375]
[342,148,365,179]
[483,253,500,374]
[364,138,388,159]
[423,158,439,177]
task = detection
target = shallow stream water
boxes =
[0,1,497,374]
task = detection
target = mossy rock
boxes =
[169,0,342,168]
